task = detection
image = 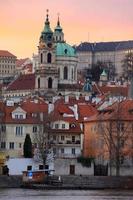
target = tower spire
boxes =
[57,13,60,26]
[45,9,49,25]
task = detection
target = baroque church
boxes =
[35,11,79,98]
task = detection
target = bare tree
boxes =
[97,100,132,176]
[33,113,51,167]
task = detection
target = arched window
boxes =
[58,68,60,77]
[48,77,52,89]
[47,53,52,63]
[38,77,40,89]
[64,66,68,80]
[40,53,43,64]
[71,68,74,80]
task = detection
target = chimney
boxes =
[48,102,54,114]
[74,104,78,120]
[65,95,69,103]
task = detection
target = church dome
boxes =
[56,42,76,57]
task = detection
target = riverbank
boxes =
[0,175,133,189]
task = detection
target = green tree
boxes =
[23,134,33,158]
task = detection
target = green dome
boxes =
[56,42,76,57]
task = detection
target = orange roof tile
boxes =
[6,74,35,91]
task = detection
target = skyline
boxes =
[0,0,133,58]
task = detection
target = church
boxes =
[35,10,79,98]
[4,11,81,100]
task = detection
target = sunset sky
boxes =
[0,0,133,58]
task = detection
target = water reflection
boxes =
[0,189,133,200]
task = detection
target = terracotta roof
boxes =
[0,50,16,58]
[3,98,48,124]
[78,103,97,121]
[6,74,35,91]
[93,84,128,97]
[85,99,133,122]
[16,58,29,67]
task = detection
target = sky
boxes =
[0,0,133,58]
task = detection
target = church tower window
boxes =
[64,66,68,80]
[48,77,52,88]
[64,67,68,80]
[71,68,74,80]
[47,53,52,63]
[38,77,40,88]
[40,53,43,64]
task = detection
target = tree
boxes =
[33,113,51,167]
[122,51,133,81]
[91,60,116,82]
[96,99,132,176]
[23,134,33,158]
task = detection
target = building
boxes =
[0,50,17,84]
[83,99,133,175]
[76,41,133,77]
[35,11,78,98]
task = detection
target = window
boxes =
[117,122,124,132]
[71,68,74,80]
[1,125,6,132]
[53,135,56,141]
[47,53,52,63]
[40,53,43,63]
[72,136,75,143]
[62,124,65,129]
[61,135,64,141]
[55,124,59,129]
[64,49,67,54]
[9,142,14,149]
[33,126,37,133]
[27,165,32,171]
[72,148,75,155]
[1,142,6,149]
[64,66,68,80]
[38,77,40,89]
[19,143,22,148]
[15,114,23,119]
[48,77,52,89]
[61,148,64,154]
[16,126,23,136]
[39,165,44,170]
[53,148,56,155]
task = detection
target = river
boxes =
[0,189,133,200]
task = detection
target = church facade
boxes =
[35,11,78,97]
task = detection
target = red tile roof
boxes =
[16,58,29,67]
[6,74,35,91]
[3,98,48,124]
[78,103,98,121]
[85,99,133,122]
[93,84,128,97]
[0,50,16,58]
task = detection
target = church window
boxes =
[40,53,43,63]
[64,49,67,54]
[64,66,68,80]
[58,68,60,77]
[48,77,52,89]
[47,53,52,63]
[38,78,40,89]
[72,68,74,80]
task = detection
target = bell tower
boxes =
[35,10,58,96]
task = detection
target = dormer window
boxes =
[64,49,67,54]
[62,124,65,129]
[55,124,59,129]
[15,114,23,119]
[70,123,76,128]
